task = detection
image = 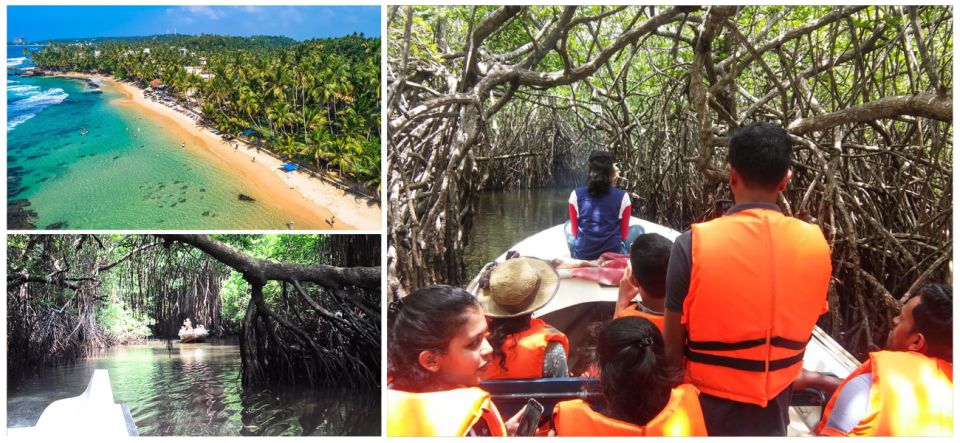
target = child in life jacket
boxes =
[614,233,673,331]
[387,285,518,436]
[552,316,707,436]
[473,257,570,380]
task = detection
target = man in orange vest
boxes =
[614,233,673,331]
[810,283,952,436]
[662,122,832,435]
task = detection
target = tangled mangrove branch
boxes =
[7,234,381,389]
[160,234,381,388]
[387,5,952,358]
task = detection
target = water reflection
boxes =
[7,340,379,436]
[465,188,572,277]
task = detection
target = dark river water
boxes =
[464,188,572,277]
[6,340,379,436]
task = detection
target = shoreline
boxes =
[45,71,381,230]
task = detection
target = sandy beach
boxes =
[47,72,381,231]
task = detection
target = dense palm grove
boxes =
[31,34,381,192]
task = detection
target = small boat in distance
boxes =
[80,128,88,135]
[178,325,208,343]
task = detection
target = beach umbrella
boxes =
[281,163,300,172]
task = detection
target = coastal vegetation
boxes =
[30,33,381,192]
[7,234,381,388]
[387,6,952,358]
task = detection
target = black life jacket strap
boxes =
[687,335,809,351]
[685,348,806,372]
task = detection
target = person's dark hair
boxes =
[598,317,679,426]
[908,283,952,362]
[587,151,614,197]
[727,122,792,190]
[629,234,673,300]
[388,285,482,390]
[487,314,532,372]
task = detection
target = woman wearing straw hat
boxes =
[475,257,570,380]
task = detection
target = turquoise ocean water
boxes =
[8,46,315,229]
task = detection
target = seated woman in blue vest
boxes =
[566,151,641,260]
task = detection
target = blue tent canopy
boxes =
[280,163,300,172]
[242,129,256,136]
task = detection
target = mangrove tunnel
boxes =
[386,5,952,360]
[7,234,380,436]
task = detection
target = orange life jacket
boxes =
[683,207,831,407]
[387,387,507,436]
[614,303,665,331]
[816,351,953,436]
[553,383,707,436]
[485,317,569,380]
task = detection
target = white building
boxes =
[142,48,151,55]
[184,66,215,80]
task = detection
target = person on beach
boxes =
[473,257,569,380]
[567,151,641,260]
[387,285,521,436]
[614,233,672,331]
[803,283,953,436]
[662,122,831,436]
[552,316,706,436]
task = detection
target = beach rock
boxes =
[8,199,37,229]
[8,185,29,198]
[202,211,210,217]
[238,193,256,202]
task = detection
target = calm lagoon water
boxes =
[7,340,379,436]
[464,188,572,277]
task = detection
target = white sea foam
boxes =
[8,87,69,132]
[8,84,40,94]
[7,57,26,67]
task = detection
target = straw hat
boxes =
[476,257,560,318]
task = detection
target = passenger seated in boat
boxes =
[474,257,569,380]
[183,318,193,330]
[387,285,517,436]
[566,151,642,260]
[806,283,953,436]
[552,316,706,436]
[614,233,672,331]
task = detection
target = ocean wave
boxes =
[7,57,26,67]
[8,88,69,132]
[8,84,40,94]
